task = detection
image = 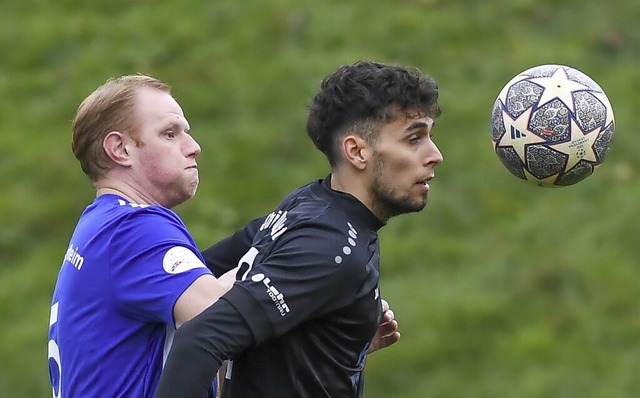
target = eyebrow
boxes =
[165,119,190,132]
[404,121,430,132]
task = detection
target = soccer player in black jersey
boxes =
[155,60,443,398]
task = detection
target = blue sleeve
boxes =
[109,208,211,326]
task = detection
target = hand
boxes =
[368,299,400,354]
[217,266,239,291]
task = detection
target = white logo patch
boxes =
[259,210,288,240]
[162,246,206,274]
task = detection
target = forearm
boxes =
[155,294,254,398]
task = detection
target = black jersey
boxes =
[156,176,385,398]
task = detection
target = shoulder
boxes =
[255,180,377,264]
[262,203,373,269]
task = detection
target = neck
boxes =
[96,187,136,202]
[330,171,386,222]
[95,177,154,206]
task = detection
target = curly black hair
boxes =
[306,61,441,166]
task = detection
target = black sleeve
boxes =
[154,287,257,398]
[201,217,263,276]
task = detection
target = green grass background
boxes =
[1,0,639,396]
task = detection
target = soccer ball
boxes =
[490,64,615,187]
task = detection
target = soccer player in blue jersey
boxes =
[47,75,236,398]
[155,61,443,398]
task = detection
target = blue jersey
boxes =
[48,194,212,398]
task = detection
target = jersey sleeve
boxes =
[228,216,372,344]
[154,289,255,398]
[109,208,211,326]
[201,216,264,276]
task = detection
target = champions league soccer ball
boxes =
[490,64,615,187]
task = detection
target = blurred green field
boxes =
[1,0,639,396]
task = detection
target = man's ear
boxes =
[341,135,371,171]
[103,131,132,166]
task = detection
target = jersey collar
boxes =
[313,175,385,231]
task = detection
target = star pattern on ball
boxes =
[529,67,590,111]
[523,169,559,186]
[549,118,600,170]
[496,108,547,163]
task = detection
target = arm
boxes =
[155,287,258,398]
[172,271,237,328]
[179,217,263,328]
[177,218,264,326]
[171,270,237,397]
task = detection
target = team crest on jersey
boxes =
[162,246,206,274]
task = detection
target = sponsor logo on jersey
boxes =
[64,243,85,270]
[162,246,206,274]
[251,273,290,316]
[259,210,288,240]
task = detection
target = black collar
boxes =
[311,174,385,232]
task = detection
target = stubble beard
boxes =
[371,156,427,220]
